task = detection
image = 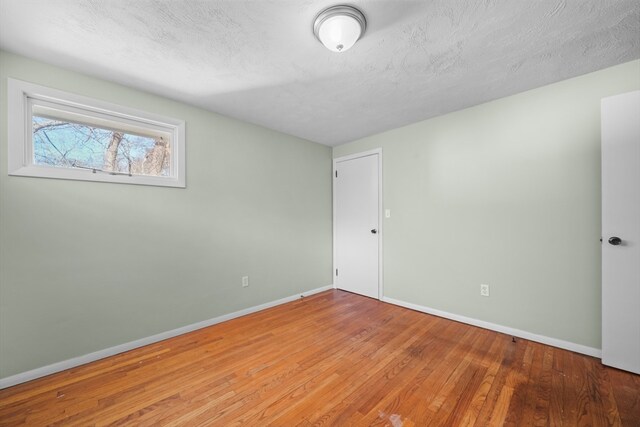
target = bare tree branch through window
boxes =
[32,116,170,177]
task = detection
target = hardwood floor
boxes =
[0,290,638,426]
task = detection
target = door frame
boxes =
[332,148,384,300]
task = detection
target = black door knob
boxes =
[371,229,377,234]
[608,236,622,245]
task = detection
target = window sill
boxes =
[9,164,185,188]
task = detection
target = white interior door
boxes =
[334,151,381,299]
[601,90,640,374]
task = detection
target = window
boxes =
[8,79,185,187]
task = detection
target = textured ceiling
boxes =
[1,0,639,146]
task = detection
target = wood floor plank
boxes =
[356,323,473,426]
[455,333,508,427]
[503,341,536,426]
[608,366,640,427]
[532,345,554,426]
[473,335,527,426]
[1,290,638,426]
[261,310,420,425]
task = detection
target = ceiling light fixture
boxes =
[313,5,366,53]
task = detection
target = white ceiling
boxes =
[1,1,639,146]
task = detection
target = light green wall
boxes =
[334,60,640,349]
[0,51,332,378]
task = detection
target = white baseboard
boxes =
[0,285,334,390]
[382,296,601,358]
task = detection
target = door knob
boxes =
[371,229,377,234]
[608,236,622,245]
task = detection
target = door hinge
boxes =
[336,268,338,276]
[335,170,338,178]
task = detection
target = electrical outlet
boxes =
[242,276,249,288]
[480,284,490,297]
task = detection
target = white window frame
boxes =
[7,78,186,188]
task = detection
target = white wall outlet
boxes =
[385,209,391,218]
[480,284,490,297]
[242,276,249,288]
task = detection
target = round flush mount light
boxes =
[313,5,366,53]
